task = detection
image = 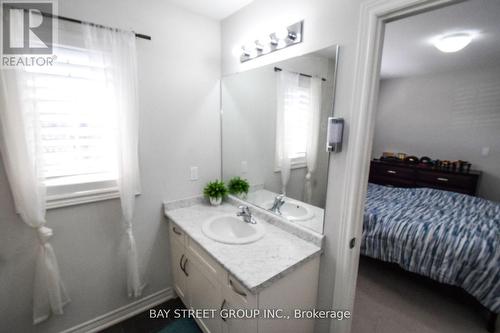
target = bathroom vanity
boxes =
[164,198,323,333]
[162,44,341,333]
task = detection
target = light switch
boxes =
[481,147,490,157]
[241,161,248,174]
[190,166,198,181]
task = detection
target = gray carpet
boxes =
[352,256,494,333]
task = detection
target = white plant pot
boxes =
[236,192,247,200]
[209,196,222,206]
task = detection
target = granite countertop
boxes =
[164,200,322,294]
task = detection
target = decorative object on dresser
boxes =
[380,152,472,172]
[369,159,481,195]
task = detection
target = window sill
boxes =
[291,160,307,170]
[46,187,121,210]
[274,159,308,173]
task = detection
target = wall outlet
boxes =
[481,147,490,157]
[190,166,198,181]
[241,161,248,174]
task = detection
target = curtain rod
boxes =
[6,5,151,40]
[274,67,326,82]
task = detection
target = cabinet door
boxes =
[185,258,223,333]
[186,239,225,333]
[222,275,258,333]
[170,237,188,301]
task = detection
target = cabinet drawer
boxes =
[169,222,186,246]
[417,171,475,190]
[369,175,416,188]
[371,164,415,179]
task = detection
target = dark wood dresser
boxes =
[369,159,481,196]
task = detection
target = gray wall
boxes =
[373,65,500,202]
[0,0,220,332]
[222,54,336,208]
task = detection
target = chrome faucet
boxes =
[269,194,286,215]
[236,205,257,224]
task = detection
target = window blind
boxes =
[285,77,311,160]
[22,46,118,187]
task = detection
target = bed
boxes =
[362,183,500,325]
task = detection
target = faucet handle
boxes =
[238,205,250,213]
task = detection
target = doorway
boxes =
[336,0,500,333]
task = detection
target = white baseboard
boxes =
[59,287,175,333]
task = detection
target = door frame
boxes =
[330,0,464,332]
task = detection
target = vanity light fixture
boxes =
[433,32,473,53]
[239,21,303,63]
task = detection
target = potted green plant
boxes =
[203,180,228,206]
[228,177,250,199]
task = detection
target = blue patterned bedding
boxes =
[362,183,500,313]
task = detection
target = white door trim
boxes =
[330,1,461,332]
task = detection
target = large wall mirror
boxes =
[221,45,339,234]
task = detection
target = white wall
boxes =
[222,54,336,208]
[374,66,500,202]
[0,0,221,332]
[222,1,366,332]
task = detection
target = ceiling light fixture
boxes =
[433,33,473,53]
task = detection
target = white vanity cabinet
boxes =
[168,221,320,333]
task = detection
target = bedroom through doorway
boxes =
[351,1,500,332]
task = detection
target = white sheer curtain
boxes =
[84,24,144,298]
[0,68,70,324]
[275,71,300,195]
[304,77,322,203]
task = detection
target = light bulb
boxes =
[259,34,273,45]
[242,43,257,57]
[275,28,290,40]
[433,33,472,53]
[254,40,264,52]
[240,46,250,57]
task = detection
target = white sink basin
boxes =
[202,214,265,244]
[264,200,314,221]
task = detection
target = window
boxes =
[274,74,313,172]
[284,77,311,168]
[22,45,120,207]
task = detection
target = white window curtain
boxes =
[275,71,300,195]
[83,24,145,298]
[304,77,322,203]
[0,66,70,325]
[0,19,144,324]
